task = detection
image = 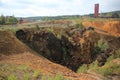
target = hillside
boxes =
[100,11,120,17]
[22,10,120,21]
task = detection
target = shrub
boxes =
[97,39,109,52]
[75,23,84,30]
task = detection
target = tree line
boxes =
[0,15,18,25]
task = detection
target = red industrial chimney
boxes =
[94,4,99,18]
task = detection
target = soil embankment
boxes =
[82,20,120,36]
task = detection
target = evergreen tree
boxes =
[0,14,5,25]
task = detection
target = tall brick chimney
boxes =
[94,4,99,18]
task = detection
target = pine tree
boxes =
[0,14,5,25]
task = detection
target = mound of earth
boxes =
[0,30,31,55]
[82,20,120,36]
[0,30,97,80]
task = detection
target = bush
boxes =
[75,23,84,30]
[97,39,109,52]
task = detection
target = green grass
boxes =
[97,62,120,76]
[89,60,99,70]
[17,65,29,71]
[0,27,18,34]
[78,60,120,76]
[77,49,120,76]
[0,64,70,80]
[41,73,70,80]
[8,74,17,80]
[106,49,120,63]
[115,49,120,58]
[77,64,88,73]
[97,39,109,52]
[24,73,30,80]
[33,70,40,78]
[55,73,64,80]
[89,54,120,76]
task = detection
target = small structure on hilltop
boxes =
[19,18,23,24]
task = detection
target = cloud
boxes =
[0,0,120,17]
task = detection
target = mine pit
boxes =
[15,26,120,72]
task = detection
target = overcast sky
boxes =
[0,0,120,17]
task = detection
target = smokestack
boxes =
[94,4,99,18]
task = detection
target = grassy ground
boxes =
[0,64,70,80]
[77,49,120,77]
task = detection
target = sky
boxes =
[0,0,120,17]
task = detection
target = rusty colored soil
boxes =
[82,20,120,36]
